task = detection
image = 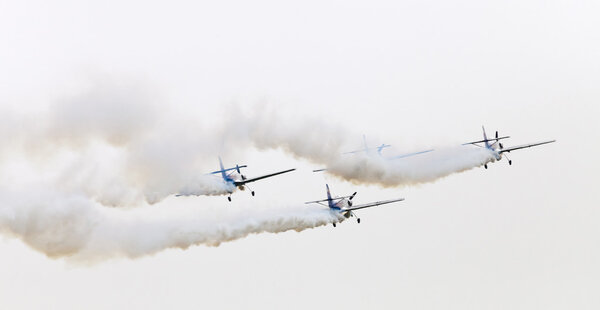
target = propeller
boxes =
[498,131,503,149]
[496,131,504,149]
[347,192,357,206]
[235,165,241,174]
[495,132,510,165]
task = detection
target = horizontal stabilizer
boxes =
[209,165,248,175]
[462,136,510,146]
[343,145,391,155]
[305,194,356,204]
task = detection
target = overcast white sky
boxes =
[1,0,599,309]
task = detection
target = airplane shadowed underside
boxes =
[177,157,296,202]
[463,126,556,169]
[305,184,404,227]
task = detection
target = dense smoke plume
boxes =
[0,78,494,261]
[0,189,341,262]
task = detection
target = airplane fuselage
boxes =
[329,199,354,219]
[222,179,237,193]
[489,148,503,161]
[223,177,245,193]
[481,148,503,169]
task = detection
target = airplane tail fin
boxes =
[218,156,226,178]
[482,126,489,148]
[326,184,334,208]
[462,126,510,148]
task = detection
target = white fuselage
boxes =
[330,198,354,220]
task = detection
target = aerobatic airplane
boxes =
[463,126,556,169]
[313,135,434,172]
[177,157,295,201]
[343,135,434,158]
[343,135,392,155]
[305,184,404,227]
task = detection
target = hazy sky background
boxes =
[1,0,599,309]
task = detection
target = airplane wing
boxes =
[388,149,435,159]
[342,198,404,211]
[499,140,556,153]
[305,198,330,204]
[234,168,296,186]
[343,149,366,155]
[314,149,435,172]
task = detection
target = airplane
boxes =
[312,135,434,172]
[305,184,404,227]
[463,126,556,169]
[343,135,392,155]
[177,157,296,201]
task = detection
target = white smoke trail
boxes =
[322,146,496,187]
[175,175,236,198]
[0,189,341,262]
[0,78,237,205]
[0,76,497,261]
[228,105,497,187]
[0,79,495,201]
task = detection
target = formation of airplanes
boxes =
[176,127,555,228]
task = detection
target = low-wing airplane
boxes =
[305,184,404,227]
[312,135,434,172]
[463,126,556,169]
[177,157,296,201]
[343,135,392,155]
